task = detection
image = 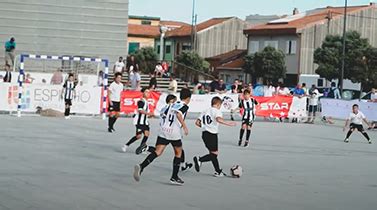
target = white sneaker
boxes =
[121,145,128,153]
[344,138,349,143]
[368,140,372,144]
[214,170,227,177]
[65,116,71,119]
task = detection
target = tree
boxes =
[314,31,370,83]
[362,47,377,91]
[246,46,286,83]
[132,47,158,74]
[175,51,210,82]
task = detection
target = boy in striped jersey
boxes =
[193,96,236,177]
[238,89,258,147]
[133,89,191,185]
[122,88,154,154]
[61,73,76,119]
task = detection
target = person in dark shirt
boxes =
[149,72,157,90]
[209,77,220,92]
[216,79,226,93]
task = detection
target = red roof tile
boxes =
[160,20,190,28]
[244,5,373,35]
[218,57,245,70]
[206,49,247,61]
[166,17,234,37]
[128,24,160,38]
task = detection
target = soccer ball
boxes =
[230,165,243,178]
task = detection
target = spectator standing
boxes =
[327,82,341,99]
[97,70,104,86]
[276,82,290,96]
[149,73,157,90]
[4,37,16,66]
[3,64,12,83]
[168,74,178,93]
[264,83,275,97]
[50,69,63,85]
[292,84,305,123]
[231,79,242,94]
[209,77,220,93]
[302,83,308,96]
[305,85,323,124]
[127,55,139,74]
[113,56,125,74]
[216,79,226,93]
[370,88,377,102]
[130,69,141,90]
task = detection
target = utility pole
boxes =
[191,0,196,51]
[340,0,348,95]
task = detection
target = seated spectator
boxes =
[209,77,220,92]
[369,88,377,102]
[51,69,63,85]
[113,56,125,74]
[154,63,164,77]
[276,83,290,96]
[168,74,178,93]
[24,73,34,84]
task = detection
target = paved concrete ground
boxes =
[0,115,376,210]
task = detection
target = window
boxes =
[165,45,171,54]
[286,40,297,55]
[128,42,140,54]
[182,43,192,51]
[141,20,151,25]
[156,45,160,53]
[249,41,259,53]
[264,41,278,49]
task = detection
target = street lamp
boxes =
[340,0,348,95]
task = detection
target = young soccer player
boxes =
[343,104,372,144]
[160,94,193,171]
[133,89,192,185]
[108,72,124,133]
[122,88,154,154]
[61,73,76,119]
[193,96,236,177]
[238,89,258,147]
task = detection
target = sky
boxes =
[129,0,374,23]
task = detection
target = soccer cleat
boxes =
[368,140,372,144]
[244,141,250,148]
[111,128,116,132]
[133,165,141,182]
[230,116,234,121]
[135,144,147,155]
[193,156,201,172]
[238,140,242,146]
[170,177,184,185]
[181,162,193,172]
[108,128,113,133]
[344,138,350,143]
[214,170,227,177]
[121,145,128,153]
[65,116,71,119]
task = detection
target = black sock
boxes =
[246,129,251,141]
[147,146,155,152]
[346,130,353,139]
[140,151,158,170]
[361,132,370,141]
[181,150,185,163]
[64,107,70,116]
[210,153,221,173]
[140,136,149,146]
[126,136,138,146]
[199,154,212,162]
[239,129,245,140]
[172,156,181,179]
[108,117,115,129]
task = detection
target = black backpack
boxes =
[328,88,336,98]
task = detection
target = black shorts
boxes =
[350,123,364,132]
[308,105,317,113]
[136,125,150,134]
[108,101,120,112]
[65,99,72,106]
[202,131,218,151]
[156,136,182,147]
[242,119,254,126]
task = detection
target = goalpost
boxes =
[17,54,109,119]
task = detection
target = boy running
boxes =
[238,89,258,147]
[343,104,372,144]
[122,88,154,154]
[133,89,192,185]
[61,73,76,119]
[193,96,236,177]
[108,72,124,133]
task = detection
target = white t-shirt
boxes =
[130,72,141,90]
[109,81,124,102]
[371,93,377,101]
[159,101,189,140]
[169,80,178,93]
[264,86,275,97]
[277,87,290,95]
[198,107,223,134]
[114,61,124,73]
[348,111,365,125]
[309,89,323,106]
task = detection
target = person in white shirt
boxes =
[130,70,141,90]
[263,83,275,97]
[369,88,377,102]
[113,56,125,74]
[343,104,372,144]
[305,85,323,124]
[193,96,236,177]
[108,72,124,133]
[168,74,178,93]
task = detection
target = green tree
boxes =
[314,31,370,83]
[132,47,158,74]
[251,46,286,83]
[243,54,255,75]
[362,47,377,91]
[175,51,210,82]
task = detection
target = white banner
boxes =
[321,99,377,121]
[0,83,102,115]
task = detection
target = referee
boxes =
[108,72,124,133]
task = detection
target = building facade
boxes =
[0,0,129,67]
[244,3,377,85]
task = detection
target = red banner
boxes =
[120,90,161,114]
[254,96,293,118]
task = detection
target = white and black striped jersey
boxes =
[62,81,75,100]
[159,101,189,140]
[133,98,149,126]
[239,98,258,121]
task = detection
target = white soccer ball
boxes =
[230,165,243,178]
